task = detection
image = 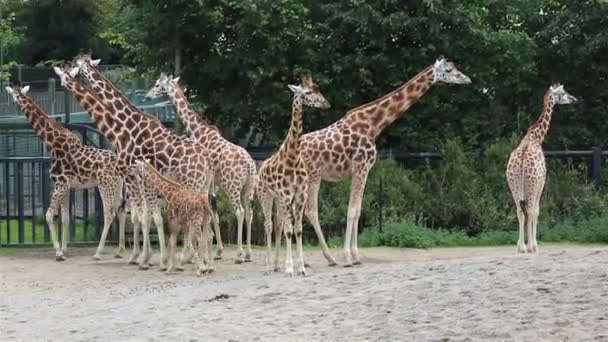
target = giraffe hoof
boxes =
[343,263,353,268]
[213,256,222,261]
[92,254,102,261]
[352,260,362,266]
[273,267,281,272]
[138,264,150,270]
[296,270,307,276]
[128,259,139,265]
[114,254,123,259]
[328,262,337,267]
[234,259,244,264]
[244,256,253,263]
[55,255,66,262]
[303,262,311,268]
[176,266,185,272]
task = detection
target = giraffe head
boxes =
[549,83,577,104]
[288,75,331,109]
[145,73,178,99]
[432,57,471,84]
[75,49,101,78]
[5,83,30,102]
[53,65,80,86]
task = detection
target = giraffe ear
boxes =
[172,76,180,83]
[21,86,30,95]
[288,84,304,94]
[68,66,80,78]
[91,59,101,66]
[53,67,63,77]
[5,86,14,95]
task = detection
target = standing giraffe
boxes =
[300,57,471,266]
[74,52,219,267]
[54,65,213,271]
[257,75,331,276]
[145,73,257,263]
[506,84,577,253]
[5,83,127,260]
[134,159,213,275]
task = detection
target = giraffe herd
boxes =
[5,50,577,276]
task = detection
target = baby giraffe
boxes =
[506,83,577,253]
[257,75,331,276]
[134,159,213,275]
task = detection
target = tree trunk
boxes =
[173,35,184,135]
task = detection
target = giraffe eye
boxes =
[445,68,453,73]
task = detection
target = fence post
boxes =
[41,161,50,242]
[4,162,10,243]
[592,146,602,188]
[378,176,384,233]
[16,161,24,244]
[48,78,56,116]
[64,90,71,123]
[69,191,76,240]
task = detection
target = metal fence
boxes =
[0,139,605,246]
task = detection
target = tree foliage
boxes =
[7,0,608,150]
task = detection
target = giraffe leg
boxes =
[93,183,118,260]
[259,190,274,275]
[211,210,223,261]
[344,170,369,267]
[515,202,527,253]
[305,180,337,266]
[137,204,152,270]
[293,190,307,276]
[201,215,214,273]
[228,188,245,264]
[60,192,70,256]
[274,200,283,272]
[151,205,167,270]
[278,201,294,276]
[127,205,142,265]
[114,201,127,258]
[166,218,179,273]
[45,183,69,261]
[243,193,254,262]
[528,202,540,254]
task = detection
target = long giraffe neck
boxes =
[80,63,145,116]
[141,163,180,196]
[169,85,216,140]
[62,77,126,149]
[13,92,73,149]
[526,91,555,144]
[344,65,435,139]
[278,95,304,160]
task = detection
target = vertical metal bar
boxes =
[95,188,103,240]
[592,147,602,188]
[378,175,384,233]
[4,162,10,243]
[64,90,71,123]
[83,189,89,240]
[31,161,36,243]
[69,190,76,241]
[16,161,24,244]
[42,161,50,242]
[48,78,56,116]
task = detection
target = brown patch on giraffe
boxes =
[380,100,390,108]
[124,118,135,130]
[406,83,415,93]
[352,122,369,133]
[392,91,404,101]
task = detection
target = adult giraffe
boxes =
[54,65,212,270]
[506,84,577,253]
[5,82,127,261]
[300,57,471,266]
[145,73,257,263]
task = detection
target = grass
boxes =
[0,219,95,245]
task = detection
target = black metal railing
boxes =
[0,146,604,246]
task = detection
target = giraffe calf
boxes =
[134,159,213,275]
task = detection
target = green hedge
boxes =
[212,137,608,245]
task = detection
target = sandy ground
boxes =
[1,244,608,342]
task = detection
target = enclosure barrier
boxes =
[0,147,604,247]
